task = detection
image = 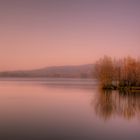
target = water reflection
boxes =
[92,89,140,121]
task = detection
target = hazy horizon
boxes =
[0,63,94,72]
[0,0,140,71]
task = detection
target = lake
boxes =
[0,78,140,140]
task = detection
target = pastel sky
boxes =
[0,0,140,70]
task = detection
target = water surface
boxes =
[0,78,140,140]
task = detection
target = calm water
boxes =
[0,78,140,140]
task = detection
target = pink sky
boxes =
[0,0,140,70]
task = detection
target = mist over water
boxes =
[0,78,139,140]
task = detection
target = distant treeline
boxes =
[0,64,94,78]
[94,56,140,90]
[0,72,91,78]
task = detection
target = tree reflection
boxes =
[91,89,140,121]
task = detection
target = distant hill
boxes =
[0,64,94,78]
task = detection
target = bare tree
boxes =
[94,56,140,89]
[95,56,114,88]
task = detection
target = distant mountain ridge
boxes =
[0,64,94,78]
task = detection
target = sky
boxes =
[0,0,140,70]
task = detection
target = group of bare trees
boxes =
[94,56,140,89]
